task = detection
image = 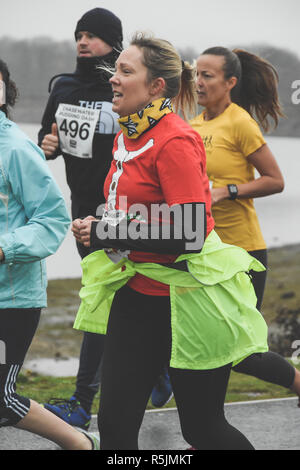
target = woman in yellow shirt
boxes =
[190,46,300,403]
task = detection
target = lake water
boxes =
[19,123,300,280]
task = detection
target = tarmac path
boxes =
[0,397,299,450]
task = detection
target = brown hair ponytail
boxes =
[202,46,284,132]
[233,49,284,132]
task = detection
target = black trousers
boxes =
[248,249,268,311]
[232,249,295,388]
[98,285,254,450]
[0,308,41,427]
[71,197,105,412]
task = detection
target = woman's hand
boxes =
[71,216,97,247]
[211,187,229,205]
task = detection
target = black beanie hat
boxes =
[75,8,123,48]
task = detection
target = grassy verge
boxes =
[17,362,300,416]
[261,243,300,325]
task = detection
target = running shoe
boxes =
[43,396,91,430]
[151,368,174,407]
[81,431,100,450]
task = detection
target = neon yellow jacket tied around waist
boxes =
[74,230,268,370]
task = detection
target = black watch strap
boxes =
[227,184,238,200]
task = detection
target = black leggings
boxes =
[0,308,41,427]
[98,285,254,450]
[71,199,106,413]
[232,249,295,388]
[247,249,268,312]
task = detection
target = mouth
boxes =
[78,49,91,57]
[112,91,123,103]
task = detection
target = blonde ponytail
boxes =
[131,32,197,120]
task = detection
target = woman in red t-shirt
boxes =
[72,33,267,450]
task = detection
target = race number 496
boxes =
[55,103,100,158]
[59,119,90,140]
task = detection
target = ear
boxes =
[149,77,166,96]
[227,76,238,91]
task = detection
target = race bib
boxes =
[55,104,100,158]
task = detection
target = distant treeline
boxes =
[0,36,299,137]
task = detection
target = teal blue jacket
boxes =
[0,111,70,308]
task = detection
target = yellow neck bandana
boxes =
[118,97,174,139]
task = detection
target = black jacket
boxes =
[38,56,119,218]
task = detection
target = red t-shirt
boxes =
[103,113,214,295]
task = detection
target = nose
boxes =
[109,72,119,85]
[78,34,88,46]
[196,74,204,88]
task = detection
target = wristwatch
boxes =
[227,184,238,200]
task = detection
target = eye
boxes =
[120,67,132,75]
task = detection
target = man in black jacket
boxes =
[39,8,123,430]
[39,8,122,250]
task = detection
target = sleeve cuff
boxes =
[0,236,15,264]
[90,221,102,249]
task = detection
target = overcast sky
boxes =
[2,0,300,58]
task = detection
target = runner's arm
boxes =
[81,202,206,254]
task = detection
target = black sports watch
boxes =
[227,184,238,200]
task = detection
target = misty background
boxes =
[0,39,299,137]
[1,0,300,135]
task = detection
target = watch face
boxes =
[228,184,238,199]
